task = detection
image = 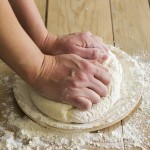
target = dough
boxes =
[13,46,143,132]
[30,49,123,123]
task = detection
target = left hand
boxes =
[41,32,109,63]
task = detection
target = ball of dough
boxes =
[30,48,123,123]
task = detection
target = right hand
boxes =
[32,54,111,110]
[41,32,109,63]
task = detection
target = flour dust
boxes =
[0,52,150,150]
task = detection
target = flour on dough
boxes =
[30,46,123,123]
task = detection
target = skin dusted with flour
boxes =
[29,48,123,123]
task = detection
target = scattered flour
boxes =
[0,52,150,149]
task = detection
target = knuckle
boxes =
[92,96,101,104]
[105,74,112,85]
[65,78,79,88]
[72,97,92,110]
[91,49,100,60]
[69,47,76,53]
[101,69,112,85]
[70,80,79,88]
[81,33,87,39]
[82,60,92,71]
[81,32,91,39]
[78,72,87,81]
[78,32,92,42]
[69,53,79,59]
[81,100,92,110]
[68,38,74,44]
[101,86,108,97]
[84,31,92,36]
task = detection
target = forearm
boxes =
[8,0,56,51]
[0,1,45,83]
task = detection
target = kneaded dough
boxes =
[30,47,123,123]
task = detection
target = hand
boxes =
[32,54,111,110]
[41,32,109,63]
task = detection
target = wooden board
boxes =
[0,62,12,123]
[111,0,150,55]
[47,0,113,44]
[0,0,149,149]
[111,0,150,149]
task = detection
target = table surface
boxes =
[0,0,150,149]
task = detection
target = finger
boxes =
[82,88,101,104]
[100,52,108,62]
[89,60,109,71]
[94,66,111,85]
[91,36,104,48]
[75,47,108,62]
[89,78,109,97]
[67,87,101,104]
[92,36,109,51]
[89,60,102,67]
[89,60,109,72]
[76,31,92,39]
[70,96,92,110]
[100,65,109,72]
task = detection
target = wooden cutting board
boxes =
[0,0,150,149]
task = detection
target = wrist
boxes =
[20,51,45,86]
[29,54,57,89]
[40,33,58,54]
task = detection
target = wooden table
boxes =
[0,0,150,149]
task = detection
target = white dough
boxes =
[30,48,123,123]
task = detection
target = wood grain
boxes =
[47,0,113,44]
[111,0,150,149]
[110,0,150,55]
[0,0,149,149]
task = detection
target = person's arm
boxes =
[0,0,45,83]
[0,1,111,110]
[8,0,56,52]
[9,0,109,62]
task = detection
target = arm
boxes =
[0,1,111,110]
[0,0,45,83]
[9,0,109,62]
[8,0,56,51]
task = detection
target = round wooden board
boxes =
[13,47,144,133]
